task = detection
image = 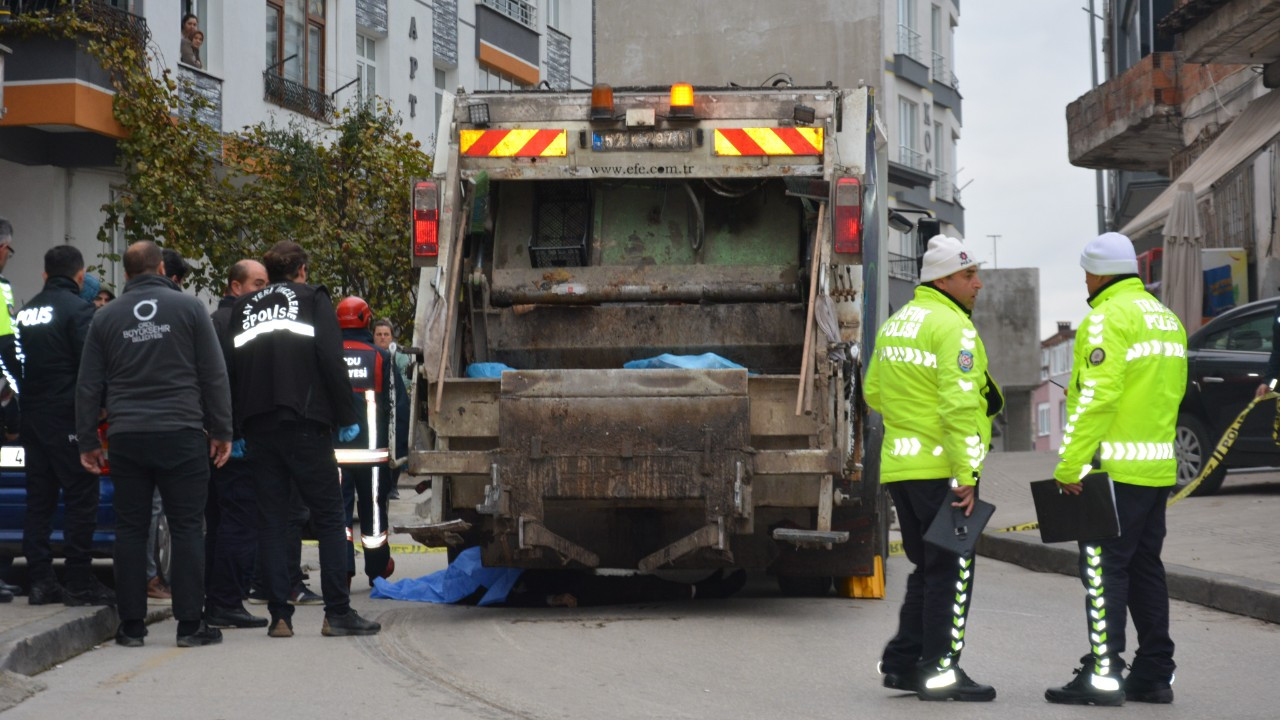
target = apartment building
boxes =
[0,0,594,305]
[1030,322,1076,452]
[1065,0,1280,306]
[882,0,963,309]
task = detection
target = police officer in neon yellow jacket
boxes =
[865,235,1003,702]
[1044,233,1186,707]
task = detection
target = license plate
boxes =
[592,130,693,152]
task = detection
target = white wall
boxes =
[0,161,120,304]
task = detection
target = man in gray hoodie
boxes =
[77,240,233,648]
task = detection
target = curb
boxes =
[978,531,1280,625]
[0,605,173,677]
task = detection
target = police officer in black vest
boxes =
[226,241,380,638]
[17,245,115,606]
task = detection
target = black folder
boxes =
[1030,474,1120,543]
[923,497,996,556]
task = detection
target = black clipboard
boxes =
[924,497,996,556]
[1030,474,1121,543]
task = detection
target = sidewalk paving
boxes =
[978,450,1280,624]
[3,457,1278,683]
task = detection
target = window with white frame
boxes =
[356,34,377,105]
[898,98,920,170]
[1037,403,1051,437]
[545,0,560,28]
[478,64,531,91]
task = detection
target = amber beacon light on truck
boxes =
[412,180,439,262]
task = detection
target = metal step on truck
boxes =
[402,81,891,596]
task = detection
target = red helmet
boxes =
[336,296,371,329]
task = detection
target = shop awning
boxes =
[1121,89,1280,239]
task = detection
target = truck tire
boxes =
[1175,413,1227,497]
[776,575,832,597]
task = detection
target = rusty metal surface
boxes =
[396,519,472,549]
[519,517,601,568]
[638,522,728,572]
[407,450,493,475]
[484,369,750,568]
[483,303,804,373]
[752,449,839,476]
[489,266,800,305]
[429,379,500,439]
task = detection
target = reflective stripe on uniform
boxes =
[1099,441,1174,461]
[334,448,391,463]
[232,318,316,347]
[877,345,938,367]
[1125,340,1186,360]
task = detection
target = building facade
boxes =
[1065,0,1280,310]
[0,0,594,305]
[882,0,964,310]
[1031,322,1076,452]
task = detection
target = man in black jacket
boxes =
[203,259,270,629]
[226,241,380,638]
[17,246,115,606]
[77,241,232,648]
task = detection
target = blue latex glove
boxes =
[338,424,360,443]
[231,439,246,458]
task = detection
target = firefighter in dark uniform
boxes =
[334,296,405,585]
[226,241,379,638]
[17,245,115,606]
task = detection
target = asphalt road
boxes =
[6,553,1279,719]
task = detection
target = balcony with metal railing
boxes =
[897,145,927,172]
[0,0,148,159]
[480,0,537,28]
[896,23,924,63]
[263,71,333,123]
[931,51,958,89]
[935,170,957,203]
[888,252,919,281]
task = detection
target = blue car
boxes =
[0,443,119,558]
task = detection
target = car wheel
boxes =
[153,513,172,583]
[1174,413,1227,497]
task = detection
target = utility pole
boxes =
[986,234,1001,269]
[1086,1,1107,233]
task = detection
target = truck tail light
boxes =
[413,180,439,257]
[833,177,862,255]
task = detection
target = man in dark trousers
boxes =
[203,259,270,629]
[16,245,115,606]
[77,240,232,648]
[335,296,407,586]
[1045,233,1186,706]
[226,241,380,638]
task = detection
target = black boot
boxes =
[64,578,117,607]
[28,577,64,605]
[1045,657,1125,706]
[1124,676,1173,704]
[878,662,918,692]
[918,667,996,702]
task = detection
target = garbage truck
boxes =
[402,82,892,596]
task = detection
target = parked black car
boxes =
[1176,296,1280,495]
